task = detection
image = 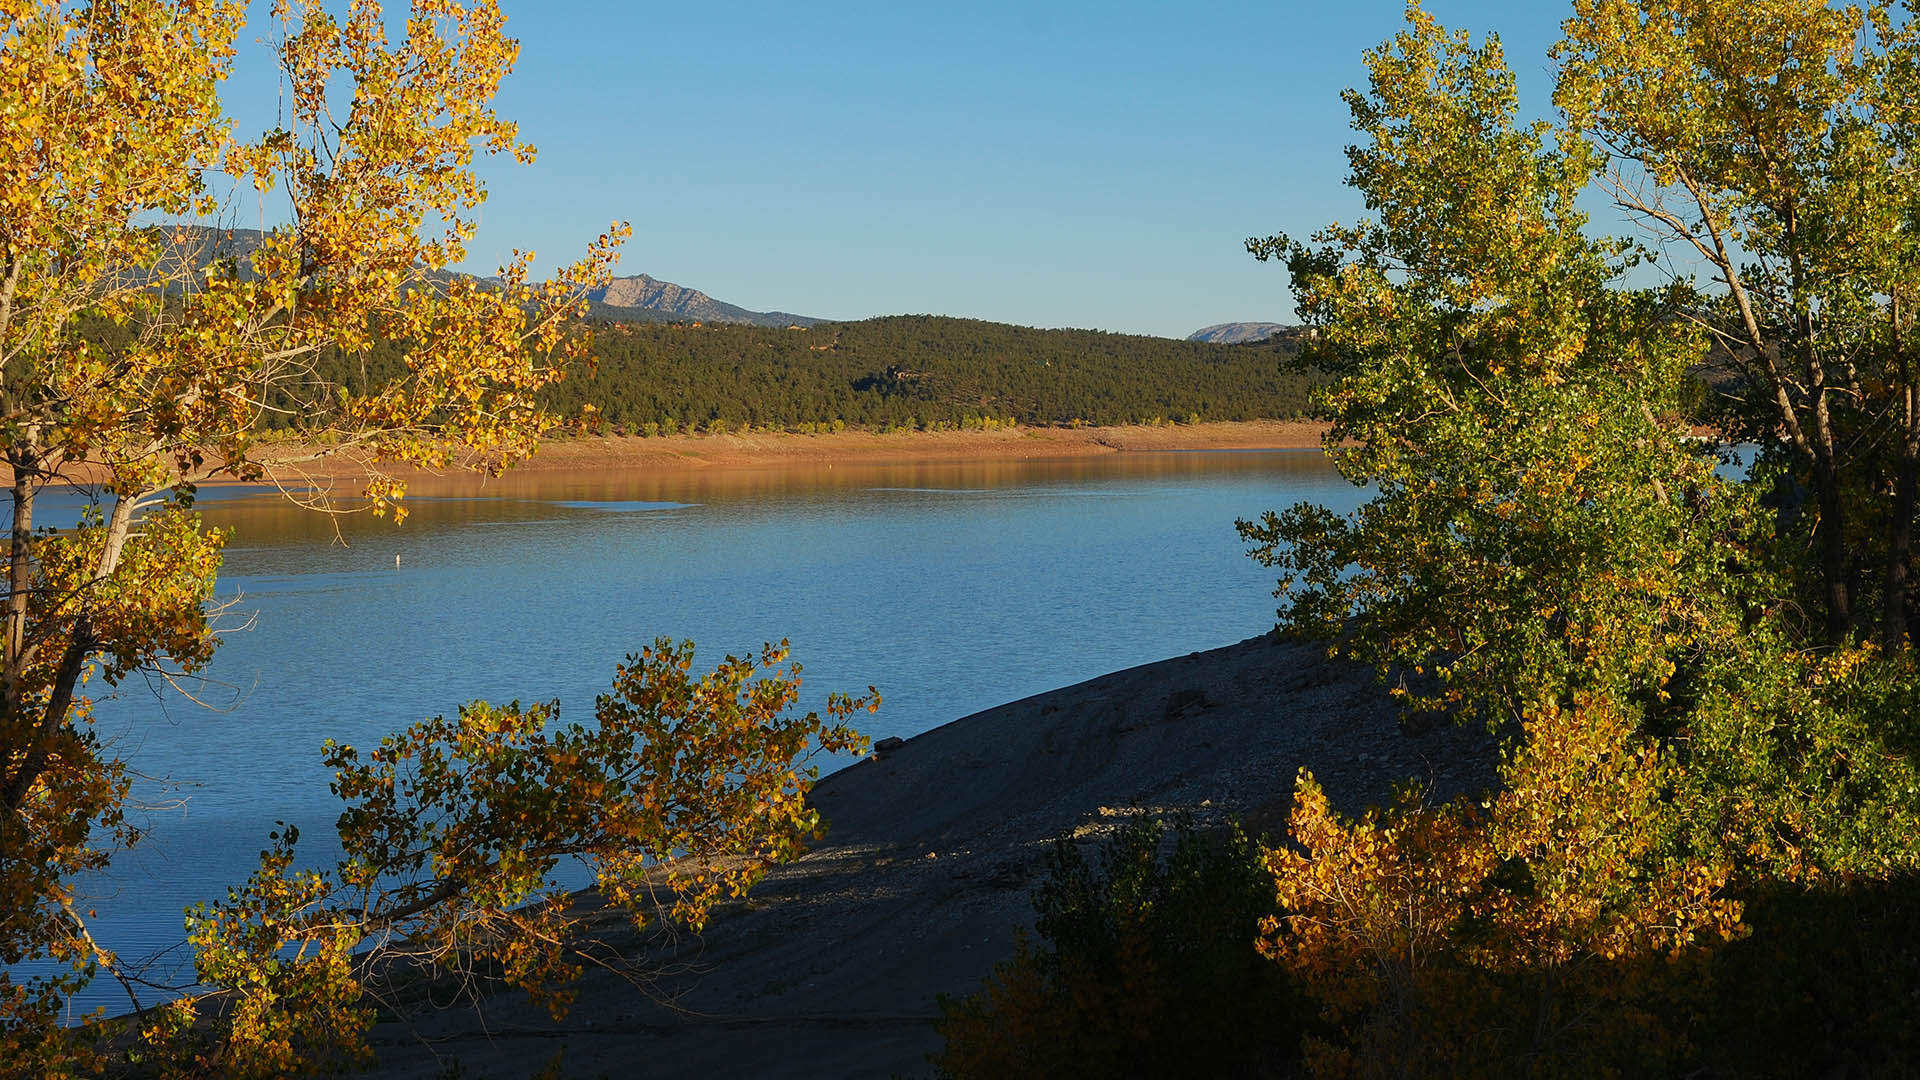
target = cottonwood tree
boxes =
[1557,0,1920,646]
[1241,4,1920,1074]
[147,640,872,1077]
[0,2,860,1075]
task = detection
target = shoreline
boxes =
[104,631,1485,1078]
[357,633,1493,1078]
[511,419,1329,470]
[2,421,1330,493]
[246,419,1330,488]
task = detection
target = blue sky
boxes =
[223,2,1576,338]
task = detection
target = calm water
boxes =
[43,449,1356,1011]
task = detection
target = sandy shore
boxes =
[356,633,1493,1079]
[234,419,1330,488]
[507,420,1330,471]
[4,421,1329,494]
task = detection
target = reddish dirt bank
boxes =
[245,420,1331,487]
[3,421,1330,492]
[501,420,1330,472]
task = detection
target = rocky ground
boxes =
[357,632,1496,1079]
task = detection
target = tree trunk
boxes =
[1807,382,1852,643]
[1813,458,1853,643]
[6,444,35,690]
[1799,286,1850,642]
[1886,439,1917,648]
[1886,299,1917,649]
[1,490,143,812]
[1,621,92,813]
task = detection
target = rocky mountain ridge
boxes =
[1187,321,1295,345]
[141,225,823,328]
[587,273,821,328]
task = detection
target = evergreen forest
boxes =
[247,315,1316,436]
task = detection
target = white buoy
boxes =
[395,554,401,568]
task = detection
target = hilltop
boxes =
[587,274,822,327]
[554,314,1317,434]
[130,229,1322,435]
[234,314,1318,437]
[1187,321,1297,345]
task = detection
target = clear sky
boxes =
[221,2,1577,339]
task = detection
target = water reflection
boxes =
[51,449,1356,1010]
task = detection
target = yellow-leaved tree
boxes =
[1,2,871,1075]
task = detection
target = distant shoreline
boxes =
[2,420,1332,492]
[513,419,1328,470]
[243,419,1332,488]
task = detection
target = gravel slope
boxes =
[358,633,1494,1079]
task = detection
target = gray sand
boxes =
[359,633,1494,1079]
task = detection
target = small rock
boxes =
[872,736,906,756]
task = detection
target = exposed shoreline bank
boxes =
[241,419,1330,490]
[4,420,1330,493]
[355,633,1493,1079]
[510,418,1329,470]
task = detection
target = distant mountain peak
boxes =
[588,274,821,328]
[1187,322,1294,345]
[138,226,822,329]
[594,274,713,314]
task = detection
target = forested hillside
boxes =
[253,314,1316,435]
[553,314,1315,433]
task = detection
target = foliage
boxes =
[1555,0,1920,647]
[566,316,1318,433]
[931,815,1312,1080]
[147,640,871,1077]
[1264,772,1728,1079]
[1,0,631,1073]
[1239,3,1920,1075]
[245,313,1321,435]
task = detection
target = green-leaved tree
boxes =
[1241,3,1920,1075]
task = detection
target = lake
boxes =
[43,449,1357,1013]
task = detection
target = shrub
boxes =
[931,815,1314,1079]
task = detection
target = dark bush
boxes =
[1692,872,1920,1079]
[930,815,1313,1079]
